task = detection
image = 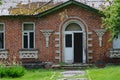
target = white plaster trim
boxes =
[88,44,92,47]
[88,50,93,54]
[0,50,8,59]
[19,50,38,59]
[55,50,60,54]
[55,32,60,35]
[110,49,120,58]
[55,44,60,48]
[88,32,93,35]
[94,29,106,47]
[88,38,93,41]
[40,30,54,47]
[88,56,93,59]
[55,38,59,41]
[55,56,60,59]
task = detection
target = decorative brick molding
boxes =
[88,38,93,41]
[88,44,92,47]
[94,29,106,47]
[55,56,60,59]
[88,50,93,54]
[40,30,54,47]
[0,50,8,59]
[88,32,93,35]
[110,49,120,58]
[19,49,38,59]
[55,50,60,54]
[55,32,61,62]
[88,56,93,59]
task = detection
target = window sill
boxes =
[19,49,39,59]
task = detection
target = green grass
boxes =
[1,65,120,80]
[1,69,63,80]
[87,65,120,80]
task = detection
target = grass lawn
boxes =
[1,69,63,80]
[1,65,120,80]
[1,69,87,80]
[87,65,120,80]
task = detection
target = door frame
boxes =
[61,19,87,63]
[63,31,84,63]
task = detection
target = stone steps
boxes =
[52,64,93,70]
[61,64,92,70]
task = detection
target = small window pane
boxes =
[65,34,72,47]
[29,32,34,48]
[23,24,34,31]
[0,33,4,49]
[65,23,82,31]
[0,24,4,31]
[24,35,28,48]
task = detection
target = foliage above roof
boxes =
[1,0,101,17]
[8,1,62,15]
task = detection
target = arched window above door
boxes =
[65,23,82,31]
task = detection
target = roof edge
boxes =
[36,0,101,17]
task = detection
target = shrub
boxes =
[7,66,26,78]
[0,66,26,78]
[0,66,7,78]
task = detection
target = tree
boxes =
[102,0,120,39]
[0,0,2,5]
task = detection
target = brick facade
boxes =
[0,1,119,64]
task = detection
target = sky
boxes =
[0,0,110,15]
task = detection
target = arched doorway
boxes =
[63,23,84,63]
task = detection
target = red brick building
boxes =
[0,0,119,64]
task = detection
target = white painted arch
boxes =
[60,17,88,63]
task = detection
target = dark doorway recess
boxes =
[74,33,83,63]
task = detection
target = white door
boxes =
[64,32,73,63]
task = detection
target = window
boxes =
[65,34,72,47]
[22,23,34,49]
[0,23,4,49]
[65,23,82,31]
[113,35,120,49]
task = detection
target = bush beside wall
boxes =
[0,65,26,78]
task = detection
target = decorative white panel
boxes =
[94,29,106,47]
[0,50,8,59]
[110,49,120,58]
[40,30,54,47]
[19,50,38,59]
